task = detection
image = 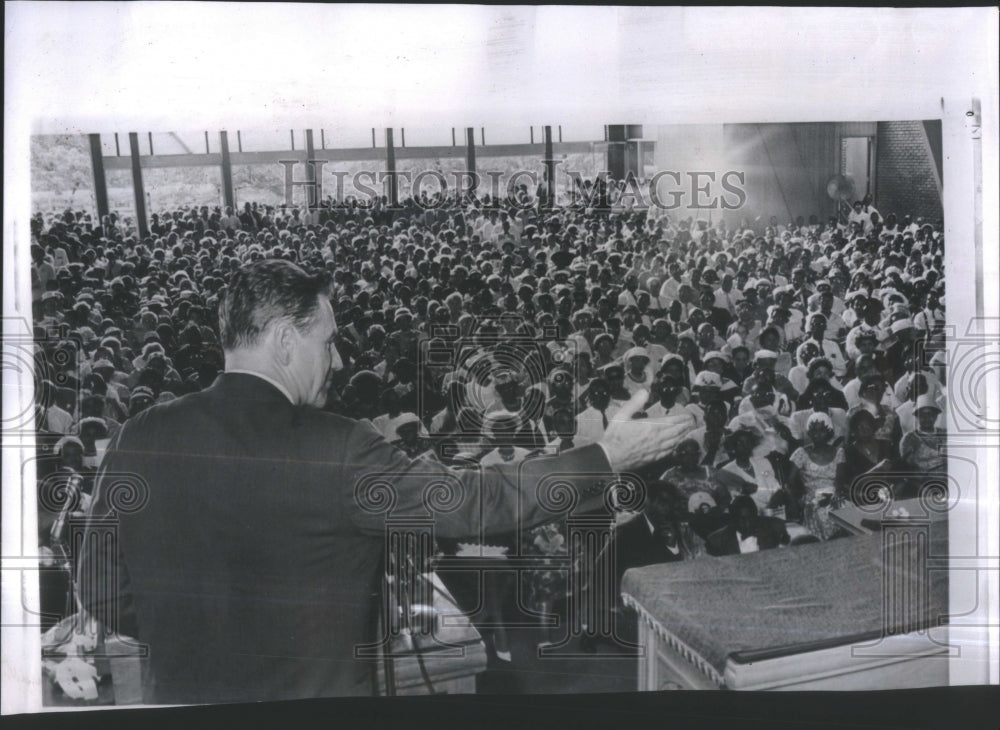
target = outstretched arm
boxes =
[348,390,696,540]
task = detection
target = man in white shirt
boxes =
[801,313,848,378]
[658,263,685,307]
[617,274,641,309]
[705,496,789,556]
[644,372,702,429]
[479,411,533,465]
[847,201,870,233]
[714,273,743,314]
[575,379,620,445]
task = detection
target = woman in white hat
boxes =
[686,400,730,469]
[894,372,946,434]
[659,438,729,507]
[899,395,946,475]
[389,412,431,459]
[791,378,848,443]
[788,341,822,397]
[622,346,654,396]
[686,491,727,541]
[788,412,848,540]
[841,289,870,330]
[716,424,786,517]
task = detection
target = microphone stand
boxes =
[48,472,82,619]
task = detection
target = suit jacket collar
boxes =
[209,371,298,406]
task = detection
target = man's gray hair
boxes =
[219,259,331,350]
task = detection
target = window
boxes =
[320,127,377,151]
[397,127,454,148]
[396,157,464,201]
[841,137,874,199]
[144,165,224,213]
[237,130,297,153]
[30,134,98,217]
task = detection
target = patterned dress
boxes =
[790,446,847,540]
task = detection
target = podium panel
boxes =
[622,529,949,691]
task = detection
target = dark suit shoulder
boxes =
[756,516,790,547]
[110,390,205,445]
[292,404,364,432]
[284,407,383,460]
[705,525,736,556]
[613,514,652,544]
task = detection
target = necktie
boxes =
[601,410,608,429]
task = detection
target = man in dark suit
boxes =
[579,481,699,651]
[78,259,694,704]
[699,286,733,335]
[705,495,790,557]
[607,484,697,579]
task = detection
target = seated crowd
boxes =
[30,184,947,659]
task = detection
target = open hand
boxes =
[600,390,698,472]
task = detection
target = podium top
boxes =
[621,530,948,677]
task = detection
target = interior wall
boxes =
[721,123,840,229]
[650,124,727,224]
[875,120,944,223]
[651,123,843,230]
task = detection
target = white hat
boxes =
[395,412,431,438]
[566,333,592,357]
[660,353,685,369]
[688,491,717,513]
[54,435,84,454]
[702,350,729,364]
[806,411,834,431]
[624,346,650,362]
[890,318,914,333]
[394,412,422,431]
[693,371,723,389]
[915,394,942,412]
[753,349,779,362]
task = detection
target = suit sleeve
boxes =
[766,517,791,546]
[345,418,618,539]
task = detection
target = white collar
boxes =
[738,532,759,553]
[226,369,296,405]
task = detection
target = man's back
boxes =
[81,372,616,703]
[81,373,384,703]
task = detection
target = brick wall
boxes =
[875,121,944,223]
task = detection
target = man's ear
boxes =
[274,321,297,366]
